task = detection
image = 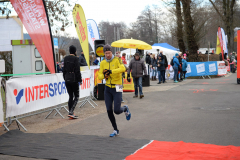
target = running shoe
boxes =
[68,113,78,119]
[133,95,138,98]
[109,130,119,137]
[124,105,131,121]
[174,81,179,83]
[121,100,125,103]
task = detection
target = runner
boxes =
[63,45,82,119]
[98,44,131,137]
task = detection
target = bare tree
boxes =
[176,0,186,53]
[209,0,236,52]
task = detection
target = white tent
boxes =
[120,46,178,64]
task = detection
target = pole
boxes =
[237,30,240,84]
[208,41,210,62]
[114,27,116,54]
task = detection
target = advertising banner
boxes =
[123,72,134,92]
[216,34,221,55]
[221,28,228,54]
[10,0,55,73]
[6,71,91,117]
[217,27,224,60]
[0,78,4,126]
[217,61,227,76]
[186,61,219,77]
[87,19,100,51]
[72,4,89,67]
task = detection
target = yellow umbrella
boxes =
[111,39,152,50]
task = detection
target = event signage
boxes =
[221,28,228,54]
[0,78,4,126]
[87,19,100,51]
[72,4,89,67]
[186,61,220,77]
[217,61,227,76]
[6,71,91,117]
[217,27,224,60]
[10,0,56,73]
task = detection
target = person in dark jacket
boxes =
[63,45,82,119]
[157,55,165,84]
[79,51,88,66]
[178,53,183,81]
[127,52,147,99]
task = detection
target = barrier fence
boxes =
[1,68,99,131]
[148,61,228,80]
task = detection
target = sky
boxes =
[3,0,162,36]
[64,0,161,36]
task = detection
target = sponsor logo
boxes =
[76,12,87,42]
[87,23,96,43]
[14,89,24,105]
[13,78,91,105]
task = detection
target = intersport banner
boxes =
[0,78,4,126]
[6,71,91,117]
[87,19,100,51]
[10,0,55,73]
[72,4,89,67]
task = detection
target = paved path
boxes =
[2,73,240,159]
[52,73,240,146]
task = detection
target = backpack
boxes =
[64,61,76,82]
[170,58,174,66]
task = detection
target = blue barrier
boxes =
[186,61,218,77]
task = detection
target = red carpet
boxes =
[125,140,240,160]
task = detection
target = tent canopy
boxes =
[152,43,179,51]
[121,46,179,64]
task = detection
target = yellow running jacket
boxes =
[98,57,126,88]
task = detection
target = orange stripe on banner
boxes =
[0,122,3,127]
[125,140,240,160]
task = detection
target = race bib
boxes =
[116,85,123,92]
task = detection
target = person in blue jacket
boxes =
[173,53,180,83]
[182,57,188,80]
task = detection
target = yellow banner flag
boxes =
[72,4,89,67]
[216,35,221,55]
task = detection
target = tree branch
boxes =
[209,0,225,21]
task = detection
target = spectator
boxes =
[56,62,62,73]
[121,53,127,65]
[159,51,163,57]
[173,53,180,83]
[182,56,188,80]
[184,53,189,62]
[157,55,165,84]
[151,54,157,81]
[63,45,82,119]
[79,50,88,66]
[178,52,183,82]
[127,52,147,99]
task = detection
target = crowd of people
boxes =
[146,51,188,83]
